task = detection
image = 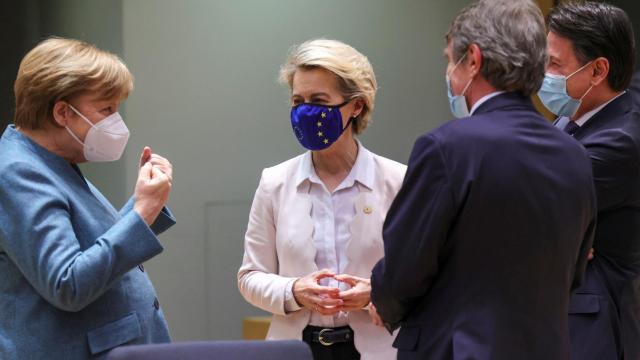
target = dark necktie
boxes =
[564,121,580,136]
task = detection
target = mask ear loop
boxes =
[335,98,357,131]
[68,104,97,128]
[567,83,593,120]
[65,126,85,146]
[567,60,594,79]
[449,52,474,97]
[448,52,468,77]
[580,84,594,101]
[342,116,356,132]
[460,76,474,97]
[65,104,91,146]
[567,61,595,102]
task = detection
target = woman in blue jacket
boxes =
[0,37,175,359]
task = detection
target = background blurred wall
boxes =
[0,1,41,131]
[2,0,637,342]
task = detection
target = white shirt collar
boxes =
[470,91,507,115]
[295,139,375,191]
[573,91,626,127]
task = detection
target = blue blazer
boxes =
[0,126,176,359]
[558,92,640,360]
[371,93,597,360]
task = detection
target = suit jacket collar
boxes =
[3,125,92,190]
[572,91,634,140]
[3,125,68,165]
[472,91,536,116]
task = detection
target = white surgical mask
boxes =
[66,104,130,162]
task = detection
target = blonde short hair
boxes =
[14,37,134,130]
[279,39,377,135]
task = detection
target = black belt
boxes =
[303,325,354,346]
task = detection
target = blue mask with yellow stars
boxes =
[290,100,352,151]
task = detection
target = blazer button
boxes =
[138,264,145,272]
[153,298,160,310]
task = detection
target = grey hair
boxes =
[446,0,548,96]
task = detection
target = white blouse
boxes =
[284,142,375,327]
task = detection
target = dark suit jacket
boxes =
[371,92,597,360]
[565,92,640,360]
[631,71,640,110]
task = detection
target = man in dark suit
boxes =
[541,3,640,359]
[370,1,597,359]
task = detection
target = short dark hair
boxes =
[548,1,635,91]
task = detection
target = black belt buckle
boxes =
[318,328,335,346]
[303,325,354,347]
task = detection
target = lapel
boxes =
[66,163,119,220]
[573,92,633,141]
[291,180,318,272]
[343,182,378,276]
[292,167,380,276]
[4,125,118,218]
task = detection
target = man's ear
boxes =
[467,43,483,77]
[51,101,71,128]
[590,57,610,87]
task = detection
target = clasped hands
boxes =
[292,269,384,327]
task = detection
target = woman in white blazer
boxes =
[238,39,406,360]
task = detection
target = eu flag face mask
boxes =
[66,104,130,162]
[446,53,473,118]
[290,101,352,151]
[538,61,594,117]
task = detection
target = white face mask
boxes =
[66,104,130,162]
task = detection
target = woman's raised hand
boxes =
[134,147,173,225]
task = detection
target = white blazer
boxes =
[238,149,406,360]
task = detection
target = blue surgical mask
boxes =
[290,101,352,151]
[446,53,474,118]
[538,61,594,117]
